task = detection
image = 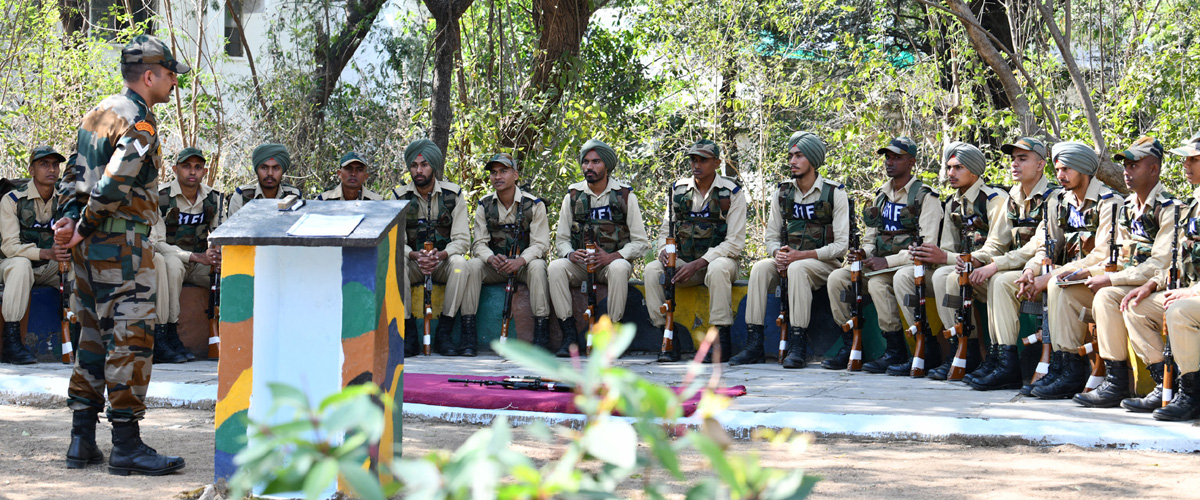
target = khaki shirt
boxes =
[1151,185,1200,290]
[226,181,302,217]
[317,183,382,201]
[653,175,746,263]
[992,177,1056,271]
[1027,177,1121,276]
[554,179,650,259]
[765,175,849,262]
[392,179,471,257]
[0,184,55,261]
[939,177,1012,265]
[1103,181,1177,287]
[152,180,223,263]
[862,176,943,268]
[472,187,551,263]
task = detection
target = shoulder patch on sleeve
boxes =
[1100,192,1114,200]
[6,192,16,203]
[986,191,999,200]
[134,121,155,135]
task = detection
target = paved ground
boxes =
[5,353,1199,452]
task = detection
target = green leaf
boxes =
[581,418,637,468]
[268,382,312,411]
[341,465,387,500]
[493,339,582,384]
[302,458,338,500]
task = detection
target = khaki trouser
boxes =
[1166,295,1200,374]
[827,267,902,332]
[547,257,632,322]
[0,257,60,322]
[933,265,992,331]
[1048,280,1093,352]
[154,254,167,324]
[893,264,944,328]
[464,258,550,317]
[404,255,474,318]
[1094,285,1163,362]
[161,257,212,323]
[986,270,1025,345]
[1112,288,1167,364]
[745,258,837,327]
[644,257,739,327]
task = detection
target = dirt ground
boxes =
[3,405,1200,500]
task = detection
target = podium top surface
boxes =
[208,199,411,247]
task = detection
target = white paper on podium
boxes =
[285,213,365,237]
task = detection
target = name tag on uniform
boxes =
[30,219,54,229]
[688,208,711,218]
[881,201,905,231]
[791,203,818,220]
[1067,205,1087,229]
[589,206,614,220]
[178,211,206,225]
[1130,220,1148,238]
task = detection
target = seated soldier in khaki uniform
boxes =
[150,147,222,363]
[227,143,302,217]
[825,137,941,373]
[464,153,552,353]
[905,142,1012,381]
[317,152,382,201]
[646,140,746,364]
[393,139,475,357]
[741,131,849,369]
[0,146,70,365]
[547,139,650,357]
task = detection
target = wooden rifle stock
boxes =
[1162,203,1181,406]
[58,261,74,364]
[776,202,790,364]
[585,226,597,355]
[660,182,676,356]
[499,202,524,344]
[944,208,975,381]
[1022,224,1055,384]
[423,241,434,356]
[909,234,929,377]
[844,199,864,371]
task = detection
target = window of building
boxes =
[224,0,243,57]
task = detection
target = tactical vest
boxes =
[9,185,55,258]
[1121,194,1175,267]
[1181,203,1200,286]
[401,187,458,252]
[1056,192,1110,264]
[158,186,221,253]
[672,178,739,261]
[777,180,838,251]
[569,186,631,253]
[863,180,935,256]
[948,190,993,253]
[1007,183,1059,249]
[481,194,540,257]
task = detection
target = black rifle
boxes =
[659,182,677,359]
[207,193,223,360]
[942,203,975,381]
[422,196,434,356]
[1106,205,1120,273]
[584,224,597,355]
[906,232,933,377]
[1162,202,1181,406]
[499,200,524,344]
[841,198,864,370]
[1021,222,1053,384]
[448,377,576,392]
[776,197,790,364]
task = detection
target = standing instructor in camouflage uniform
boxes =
[54,35,186,476]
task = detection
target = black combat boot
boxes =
[1072,360,1130,408]
[1154,371,1200,421]
[555,317,578,358]
[165,323,194,362]
[1121,361,1167,412]
[965,343,999,385]
[729,324,765,366]
[1020,350,1063,396]
[404,318,419,358]
[108,421,185,476]
[457,315,478,357]
[864,330,908,374]
[820,330,854,370]
[1033,352,1090,399]
[152,324,186,364]
[1,321,35,365]
[888,334,942,377]
[657,322,681,363]
[968,345,1022,391]
[532,317,551,351]
[781,326,808,369]
[964,338,983,374]
[433,315,459,356]
[703,325,733,363]
[66,410,104,469]
[927,338,958,381]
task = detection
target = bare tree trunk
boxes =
[59,0,85,36]
[943,0,1037,136]
[301,0,390,142]
[224,0,269,116]
[718,57,739,177]
[424,0,474,153]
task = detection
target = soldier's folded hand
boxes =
[862,256,887,271]
[498,256,525,274]
[1121,281,1155,311]
[1164,287,1197,309]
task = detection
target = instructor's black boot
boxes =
[1072,360,1130,408]
[152,324,186,364]
[66,410,103,469]
[458,315,478,357]
[864,330,908,374]
[781,326,808,369]
[433,315,459,356]
[1,321,35,365]
[969,345,1023,391]
[703,326,733,363]
[404,318,419,358]
[1121,361,1167,412]
[555,317,578,358]
[820,331,853,370]
[1020,350,1063,396]
[532,316,552,351]
[1154,371,1200,421]
[1033,352,1089,399]
[729,324,765,366]
[166,323,194,362]
[108,421,185,476]
[658,322,681,363]
[965,343,998,385]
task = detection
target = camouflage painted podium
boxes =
[208,199,410,491]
